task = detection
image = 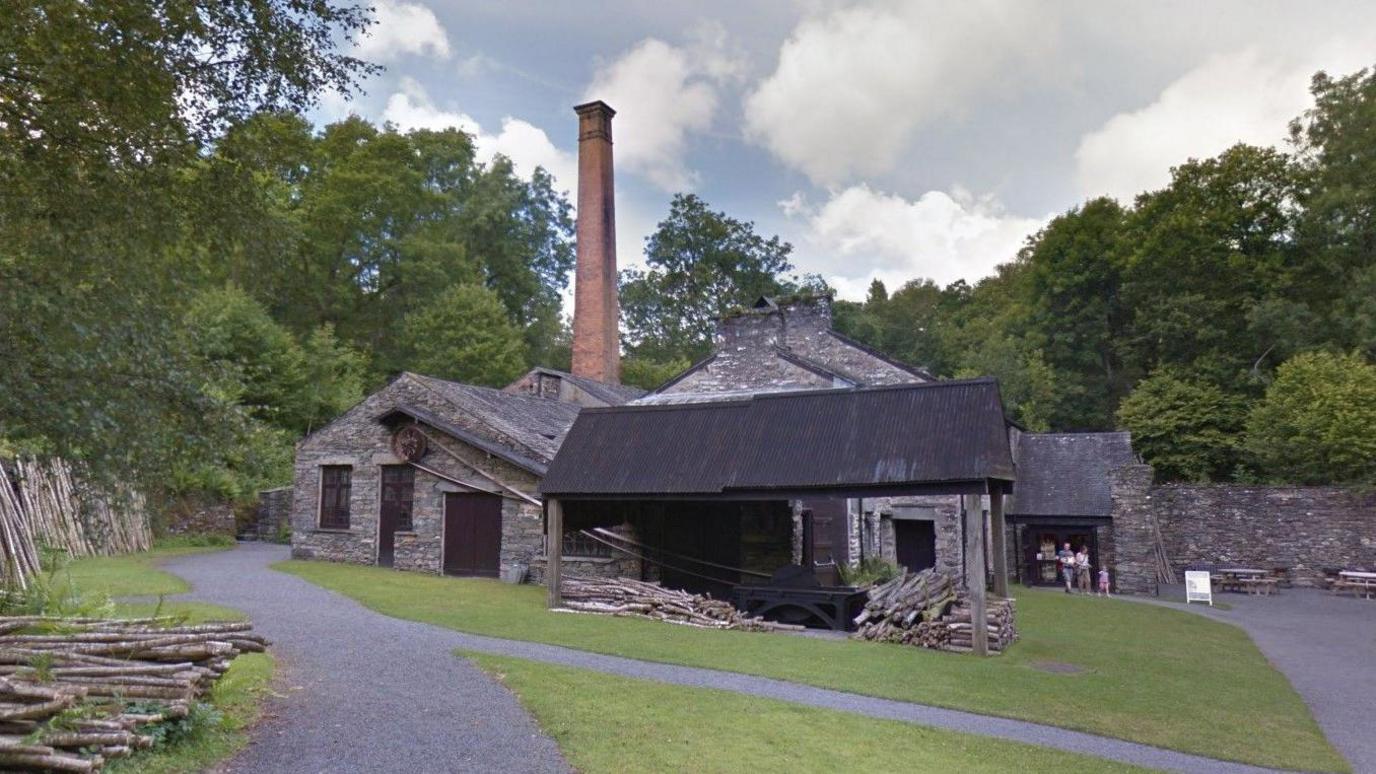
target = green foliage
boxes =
[837,558,901,587]
[154,534,237,550]
[401,285,529,385]
[621,356,693,391]
[1116,371,1247,482]
[1244,351,1376,485]
[0,0,373,491]
[620,194,816,363]
[128,701,225,749]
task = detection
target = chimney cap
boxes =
[574,100,616,118]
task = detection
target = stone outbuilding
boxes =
[289,372,588,579]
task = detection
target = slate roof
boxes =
[1010,432,1137,517]
[543,379,1015,498]
[407,373,581,464]
[525,367,647,406]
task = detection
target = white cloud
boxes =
[787,184,1046,298]
[744,0,1055,186]
[582,25,746,191]
[1074,37,1376,201]
[356,0,451,62]
[381,79,576,194]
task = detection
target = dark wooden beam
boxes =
[989,482,1008,599]
[547,498,564,609]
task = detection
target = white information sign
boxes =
[1185,570,1213,606]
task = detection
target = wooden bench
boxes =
[1333,579,1376,599]
[1238,577,1279,596]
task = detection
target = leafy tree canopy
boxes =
[1245,351,1376,485]
[1115,371,1247,482]
[401,285,529,386]
[621,194,822,363]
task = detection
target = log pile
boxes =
[558,576,803,632]
[0,458,153,589]
[852,569,1018,653]
[0,615,268,772]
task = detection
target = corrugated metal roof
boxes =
[542,379,1015,497]
[1009,432,1137,517]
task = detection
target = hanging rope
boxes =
[576,528,772,586]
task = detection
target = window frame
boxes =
[562,530,612,558]
[318,465,353,529]
[380,464,416,532]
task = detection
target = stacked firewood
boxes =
[559,576,803,631]
[0,458,153,589]
[0,616,268,772]
[852,569,1018,653]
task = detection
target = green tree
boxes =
[621,357,692,391]
[201,116,574,373]
[620,194,809,362]
[1244,351,1376,485]
[1116,371,1248,482]
[400,285,528,386]
[1018,198,1130,428]
[1117,145,1302,387]
[0,0,372,487]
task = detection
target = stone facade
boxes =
[872,496,964,578]
[290,374,552,577]
[654,297,926,401]
[1111,464,1376,594]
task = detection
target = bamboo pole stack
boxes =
[0,615,267,772]
[0,458,153,588]
[852,569,1019,653]
[558,576,804,632]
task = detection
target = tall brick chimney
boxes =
[570,100,620,384]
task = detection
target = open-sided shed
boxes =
[540,379,1017,653]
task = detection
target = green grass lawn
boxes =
[62,540,232,597]
[467,651,1151,774]
[277,559,1345,772]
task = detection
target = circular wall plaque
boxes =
[392,425,427,462]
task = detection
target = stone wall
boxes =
[161,500,237,537]
[1111,464,1376,594]
[254,487,292,542]
[873,495,963,579]
[290,374,546,577]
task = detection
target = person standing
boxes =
[1057,542,1075,593]
[1075,546,1092,593]
[1098,564,1112,597]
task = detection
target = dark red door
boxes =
[378,465,414,568]
[803,499,849,585]
[444,492,502,577]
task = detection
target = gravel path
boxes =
[1125,588,1375,773]
[160,544,569,774]
[166,545,1286,774]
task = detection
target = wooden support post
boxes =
[962,494,989,656]
[546,498,563,609]
[989,483,1008,599]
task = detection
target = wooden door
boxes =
[443,492,502,577]
[803,499,848,585]
[378,465,414,568]
[894,519,936,572]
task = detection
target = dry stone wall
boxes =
[1112,464,1376,594]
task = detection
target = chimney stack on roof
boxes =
[570,100,620,384]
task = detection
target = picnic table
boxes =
[1333,570,1376,599]
[1212,568,1278,595]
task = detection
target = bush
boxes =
[1245,351,1376,484]
[1116,370,1248,481]
[154,534,236,550]
[838,557,901,588]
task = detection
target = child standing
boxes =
[1098,565,1111,597]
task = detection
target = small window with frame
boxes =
[319,465,352,529]
[562,531,611,558]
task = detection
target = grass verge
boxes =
[277,559,1345,772]
[466,651,1150,773]
[62,539,233,597]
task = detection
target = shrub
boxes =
[1245,351,1376,484]
[1116,370,1248,481]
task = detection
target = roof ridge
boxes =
[823,329,937,381]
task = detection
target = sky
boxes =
[316,0,1376,300]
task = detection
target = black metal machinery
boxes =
[730,565,868,631]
